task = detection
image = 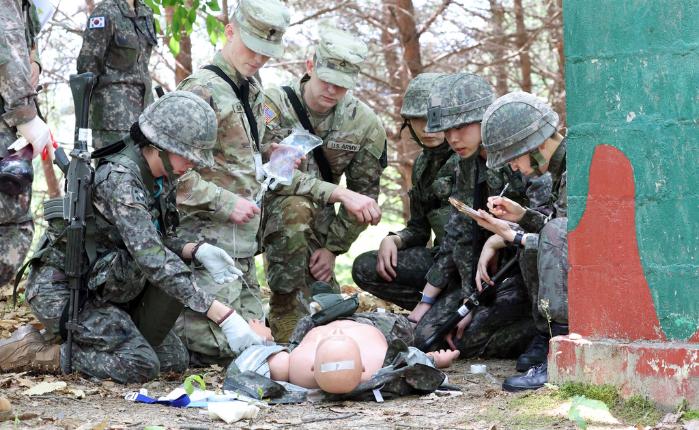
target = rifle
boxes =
[418,250,520,351]
[61,72,96,373]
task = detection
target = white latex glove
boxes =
[13,116,51,159]
[219,311,263,354]
[195,243,243,284]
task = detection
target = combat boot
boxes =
[515,331,549,372]
[0,326,61,373]
[502,362,548,392]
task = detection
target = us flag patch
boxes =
[263,104,277,124]
[88,16,105,29]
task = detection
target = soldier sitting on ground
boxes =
[471,91,568,392]
[405,73,540,359]
[0,92,267,383]
[352,73,455,312]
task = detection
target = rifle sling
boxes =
[202,65,260,151]
[281,86,334,183]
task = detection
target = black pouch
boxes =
[310,294,359,326]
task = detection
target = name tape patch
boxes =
[327,141,360,152]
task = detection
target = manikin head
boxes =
[312,330,364,394]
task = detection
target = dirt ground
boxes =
[1,287,694,430]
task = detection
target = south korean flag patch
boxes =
[88,16,106,29]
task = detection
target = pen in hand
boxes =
[497,183,510,199]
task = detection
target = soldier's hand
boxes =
[487,196,526,222]
[249,319,273,341]
[13,116,52,159]
[445,312,473,350]
[377,235,399,281]
[228,198,261,224]
[331,188,381,225]
[219,310,264,354]
[195,243,243,284]
[268,143,305,168]
[476,235,506,290]
[309,248,336,282]
[473,209,517,243]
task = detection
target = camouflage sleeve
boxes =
[272,169,338,205]
[76,5,114,75]
[97,173,214,313]
[0,0,37,127]
[395,179,431,249]
[323,121,386,255]
[162,234,189,260]
[175,82,243,222]
[176,169,240,224]
[519,171,566,233]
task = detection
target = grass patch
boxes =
[480,389,568,429]
[557,382,662,426]
[683,409,699,420]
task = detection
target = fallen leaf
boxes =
[23,381,67,396]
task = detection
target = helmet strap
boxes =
[157,148,178,179]
[402,119,431,150]
[529,149,547,176]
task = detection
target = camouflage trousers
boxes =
[174,256,263,366]
[519,217,569,333]
[351,246,434,310]
[262,195,338,342]
[0,122,34,288]
[414,274,534,358]
[25,263,188,383]
[92,130,126,150]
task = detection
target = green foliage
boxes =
[558,382,619,407]
[558,382,661,426]
[145,0,225,55]
[614,395,662,426]
[683,409,699,420]
[183,374,206,395]
[567,396,610,429]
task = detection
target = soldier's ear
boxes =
[305,58,314,75]
[224,23,235,40]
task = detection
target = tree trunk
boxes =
[513,0,532,92]
[165,6,193,84]
[488,0,508,95]
[85,0,95,14]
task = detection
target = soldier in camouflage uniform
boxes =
[261,27,387,342]
[0,92,266,383]
[171,0,292,365]
[77,0,157,149]
[351,73,453,309]
[0,0,51,288]
[406,73,538,360]
[473,91,568,391]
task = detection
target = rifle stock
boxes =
[63,73,96,373]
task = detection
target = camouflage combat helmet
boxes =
[481,91,559,170]
[400,73,445,119]
[426,73,495,133]
[138,91,217,169]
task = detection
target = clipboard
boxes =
[448,196,485,220]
